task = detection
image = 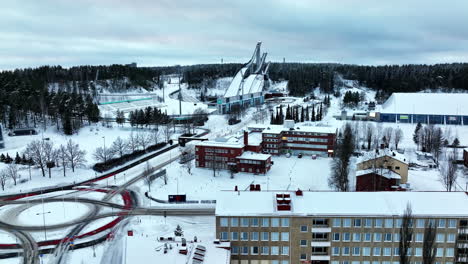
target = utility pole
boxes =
[102,136,106,163]
[178,73,182,116]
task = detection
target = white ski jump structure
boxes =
[217,42,270,114]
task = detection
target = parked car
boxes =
[298,153,303,158]
[228,118,241,125]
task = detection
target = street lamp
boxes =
[36,203,51,241]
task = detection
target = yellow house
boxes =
[357,150,409,184]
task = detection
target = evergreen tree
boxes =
[116,110,125,126]
[270,112,275,125]
[300,107,305,122]
[413,122,422,146]
[452,138,460,147]
[286,105,291,120]
[62,110,73,135]
[311,105,316,122]
[15,152,21,164]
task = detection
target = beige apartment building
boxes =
[215,191,468,264]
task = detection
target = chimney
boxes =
[244,131,249,146]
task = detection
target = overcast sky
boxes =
[2,0,468,70]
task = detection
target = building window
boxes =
[437,219,446,228]
[231,232,238,241]
[281,246,289,255]
[436,233,445,243]
[251,218,259,227]
[342,247,350,256]
[375,219,383,228]
[362,247,371,256]
[373,247,381,256]
[271,218,280,227]
[353,247,360,256]
[416,219,425,228]
[312,218,328,226]
[343,233,351,241]
[353,233,361,242]
[395,166,400,170]
[332,247,340,256]
[446,248,454,257]
[231,218,238,227]
[333,233,340,241]
[281,232,289,241]
[271,246,279,255]
[394,247,399,256]
[261,232,269,241]
[241,218,249,227]
[448,219,457,228]
[300,240,307,247]
[241,246,248,255]
[333,218,341,227]
[300,253,307,260]
[261,246,269,255]
[415,247,422,256]
[395,218,402,228]
[383,247,391,256]
[343,218,351,227]
[415,233,423,242]
[300,225,308,232]
[241,232,248,241]
[364,218,372,227]
[384,219,393,228]
[251,232,259,241]
[354,219,362,227]
[220,218,229,227]
[384,233,392,242]
[393,233,400,242]
[231,246,239,255]
[220,232,228,240]
[374,233,382,242]
[261,218,269,227]
[436,248,444,257]
[364,233,371,242]
[447,233,456,242]
[281,218,290,227]
[271,232,279,241]
[251,246,259,255]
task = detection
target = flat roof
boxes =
[237,152,271,161]
[248,124,336,134]
[380,93,468,116]
[215,191,468,217]
[195,141,244,148]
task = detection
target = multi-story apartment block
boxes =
[249,121,336,157]
[215,191,468,264]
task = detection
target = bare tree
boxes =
[365,122,375,150]
[66,139,86,172]
[423,221,436,264]
[383,127,394,148]
[143,162,154,192]
[163,121,174,143]
[58,145,68,177]
[42,141,57,178]
[6,163,20,185]
[111,137,128,158]
[328,123,354,191]
[137,132,152,151]
[127,132,139,153]
[439,151,458,191]
[0,170,7,191]
[93,147,115,163]
[399,204,414,264]
[394,128,404,150]
[181,146,195,175]
[25,140,46,177]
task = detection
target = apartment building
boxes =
[215,191,468,264]
[249,121,336,157]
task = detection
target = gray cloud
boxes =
[1,0,468,69]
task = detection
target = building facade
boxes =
[215,191,468,264]
[250,122,336,157]
[378,93,468,125]
[356,151,409,185]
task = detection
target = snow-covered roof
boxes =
[357,149,408,165]
[248,124,336,135]
[224,70,265,98]
[195,141,244,149]
[356,169,401,180]
[381,93,468,116]
[237,152,271,161]
[216,191,468,217]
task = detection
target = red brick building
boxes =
[355,169,403,191]
[249,121,336,157]
[194,132,272,174]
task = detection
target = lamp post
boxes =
[37,201,51,241]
